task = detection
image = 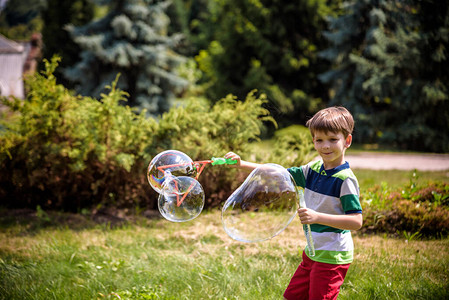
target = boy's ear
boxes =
[345,134,352,148]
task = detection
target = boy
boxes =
[225,106,363,300]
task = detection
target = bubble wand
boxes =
[151,157,237,207]
[156,157,237,178]
[298,191,316,257]
[148,150,316,253]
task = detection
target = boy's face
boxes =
[312,130,352,169]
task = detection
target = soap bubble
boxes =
[147,150,197,194]
[158,175,205,222]
[222,164,300,242]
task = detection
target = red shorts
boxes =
[283,251,350,300]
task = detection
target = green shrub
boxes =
[153,91,277,208]
[260,124,315,167]
[154,99,316,208]
[1,58,310,211]
[361,181,449,238]
[0,57,157,211]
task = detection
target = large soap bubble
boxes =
[158,175,205,222]
[147,150,197,194]
[222,164,301,243]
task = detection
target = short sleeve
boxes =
[340,177,362,213]
[288,166,306,188]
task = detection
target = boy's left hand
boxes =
[297,208,319,224]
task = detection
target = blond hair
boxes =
[306,106,354,138]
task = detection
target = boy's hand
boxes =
[297,208,319,224]
[298,208,363,230]
[224,152,241,168]
[224,152,261,171]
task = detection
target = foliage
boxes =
[0,56,158,210]
[165,0,214,55]
[2,0,449,154]
[153,94,315,207]
[193,0,337,126]
[162,91,276,153]
[255,124,316,167]
[40,0,94,88]
[361,175,449,237]
[1,57,307,211]
[64,0,189,115]
[0,0,44,40]
[320,0,449,152]
[153,91,278,207]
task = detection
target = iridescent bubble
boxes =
[147,150,197,194]
[221,164,300,242]
[158,175,205,222]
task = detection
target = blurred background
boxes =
[1,0,448,212]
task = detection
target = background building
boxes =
[0,33,41,99]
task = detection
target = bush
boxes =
[0,57,157,211]
[361,181,449,238]
[261,124,315,167]
[151,91,277,208]
[153,92,316,208]
[1,57,313,211]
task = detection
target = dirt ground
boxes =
[345,152,449,171]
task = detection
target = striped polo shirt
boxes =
[288,160,362,264]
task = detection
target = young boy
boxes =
[225,106,363,300]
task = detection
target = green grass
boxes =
[1,163,448,299]
[354,169,448,189]
[1,210,448,300]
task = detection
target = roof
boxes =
[0,34,24,54]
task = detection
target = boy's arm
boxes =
[224,152,262,171]
[297,208,363,231]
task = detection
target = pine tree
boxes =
[318,0,376,138]
[64,0,188,115]
[194,0,336,125]
[165,0,211,55]
[0,0,45,40]
[319,0,449,152]
[41,0,94,87]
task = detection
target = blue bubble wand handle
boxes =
[299,193,316,257]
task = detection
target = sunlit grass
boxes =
[354,169,449,189]
[1,162,447,299]
[1,211,448,299]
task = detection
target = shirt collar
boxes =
[319,161,350,176]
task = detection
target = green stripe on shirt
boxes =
[341,194,362,212]
[310,224,350,233]
[306,248,354,264]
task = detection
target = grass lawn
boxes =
[1,164,448,299]
[354,169,449,189]
[1,208,448,300]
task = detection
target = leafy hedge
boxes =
[0,57,315,211]
[0,58,157,211]
[2,58,447,238]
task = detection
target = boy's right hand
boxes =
[224,152,241,168]
[297,208,319,225]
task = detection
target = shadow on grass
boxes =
[0,207,162,235]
